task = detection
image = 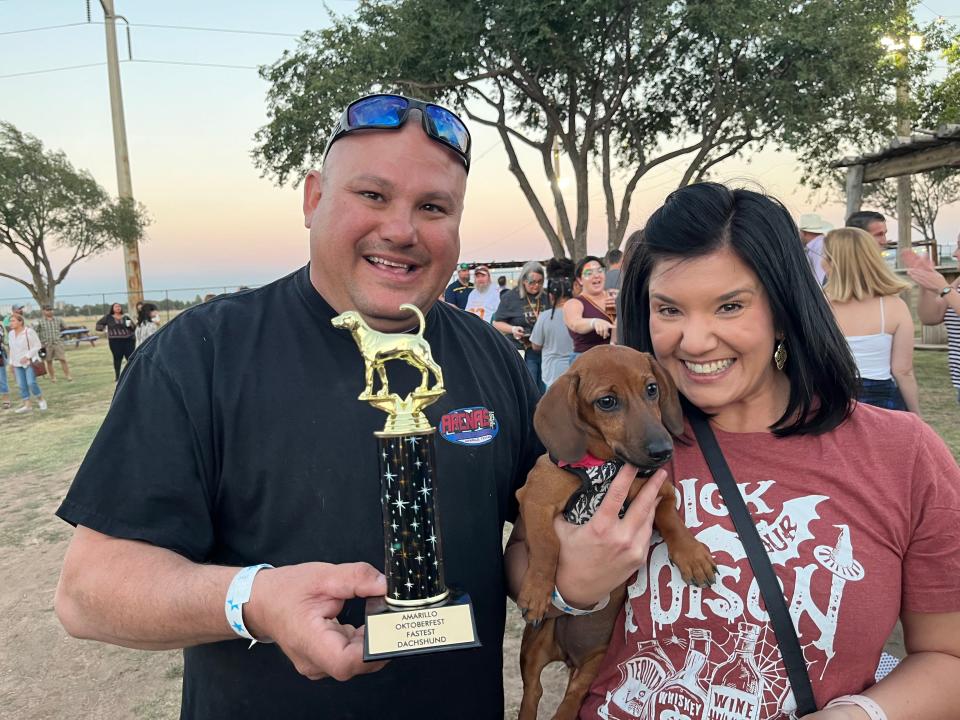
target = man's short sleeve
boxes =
[56,350,217,562]
[901,423,960,613]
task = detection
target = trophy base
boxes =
[363,588,480,661]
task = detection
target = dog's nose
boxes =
[646,439,673,464]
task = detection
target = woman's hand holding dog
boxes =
[552,463,666,610]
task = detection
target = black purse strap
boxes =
[689,410,817,716]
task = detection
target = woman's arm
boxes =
[563,299,613,338]
[889,298,920,415]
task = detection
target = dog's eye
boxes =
[595,395,619,411]
[646,382,659,399]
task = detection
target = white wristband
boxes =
[551,585,610,616]
[824,694,887,720]
[225,564,275,648]
[590,318,599,332]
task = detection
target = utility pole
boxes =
[893,0,912,267]
[99,0,143,306]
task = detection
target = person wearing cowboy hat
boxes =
[798,212,833,286]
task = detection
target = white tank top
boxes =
[846,297,894,380]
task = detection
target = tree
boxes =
[254,0,898,259]
[0,122,149,306]
[859,169,960,245]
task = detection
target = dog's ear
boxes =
[651,359,684,437]
[533,370,587,463]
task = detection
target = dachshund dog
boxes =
[515,345,716,720]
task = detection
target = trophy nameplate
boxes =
[332,304,480,661]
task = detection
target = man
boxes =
[603,248,623,291]
[798,212,832,285]
[34,305,72,382]
[493,260,547,393]
[497,274,509,297]
[847,210,888,249]
[443,262,473,309]
[54,94,661,720]
[463,264,500,322]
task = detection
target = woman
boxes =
[135,303,161,348]
[567,183,959,719]
[822,227,919,413]
[529,274,575,388]
[563,256,616,358]
[8,312,48,413]
[493,260,548,392]
[96,302,136,380]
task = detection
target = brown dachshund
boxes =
[515,345,716,720]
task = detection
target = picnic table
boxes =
[60,327,98,348]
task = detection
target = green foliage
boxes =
[0,122,150,306]
[253,0,902,257]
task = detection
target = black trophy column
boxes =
[377,431,447,606]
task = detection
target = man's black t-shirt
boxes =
[57,266,542,719]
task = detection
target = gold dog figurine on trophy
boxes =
[332,304,479,660]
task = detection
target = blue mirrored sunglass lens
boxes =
[348,96,408,127]
[425,105,469,152]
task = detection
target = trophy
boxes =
[332,304,480,661]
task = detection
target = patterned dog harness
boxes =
[556,454,627,525]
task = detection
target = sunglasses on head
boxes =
[323,93,471,172]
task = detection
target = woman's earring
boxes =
[774,340,787,371]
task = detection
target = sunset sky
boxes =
[2,0,958,306]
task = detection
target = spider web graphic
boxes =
[753,625,821,719]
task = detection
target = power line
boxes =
[0,19,299,39]
[129,58,259,70]
[0,21,90,36]
[0,61,106,79]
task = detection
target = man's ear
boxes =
[303,169,323,228]
[533,369,587,463]
[651,358,684,437]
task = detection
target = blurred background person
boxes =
[823,227,919,413]
[8,312,47,413]
[95,302,136,381]
[35,305,72,382]
[529,273,574,388]
[846,210,888,249]
[564,255,614,359]
[443,262,474,310]
[464,265,500,322]
[0,314,10,410]
[903,231,960,405]
[135,303,162,348]
[604,248,624,291]
[494,260,547,392]
[798,212,832,285]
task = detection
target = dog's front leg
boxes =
[516,459,582,626]
[654,482,717,588]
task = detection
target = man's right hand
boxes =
[246,562,389,681]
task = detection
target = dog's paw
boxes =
[669,539,718,588]
[517,577,553,627]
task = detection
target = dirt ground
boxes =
[0,471,903,720]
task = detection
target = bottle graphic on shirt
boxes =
[605,640,675,720]
[649,629,712,720]
[704,622,765,720]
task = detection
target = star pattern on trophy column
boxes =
[379,434,445,603]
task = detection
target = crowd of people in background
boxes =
[443,207,957,416]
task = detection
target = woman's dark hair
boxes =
[138,302,158,327]
[619,182,858,436]
[574,255,605,279]
[547,275,574,318]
